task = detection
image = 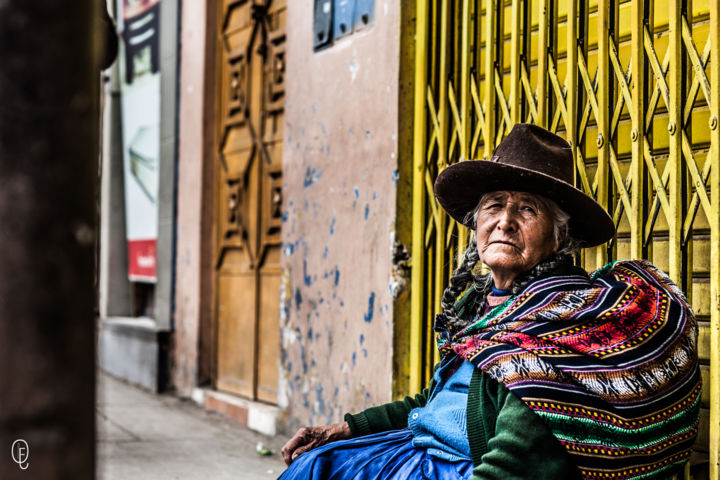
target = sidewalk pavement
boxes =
[97,372,288,479]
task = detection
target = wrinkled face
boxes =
[475,191,557,284]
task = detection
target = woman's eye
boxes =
[521,205,536,213]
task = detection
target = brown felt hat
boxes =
[434,123,615,247]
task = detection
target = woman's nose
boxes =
[496,208,518,231]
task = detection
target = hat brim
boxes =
[434,161,615,247]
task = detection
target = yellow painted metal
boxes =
[408,0,719,474]
[537,0,549,128]
[710,2,720,477]
[566,0,577,185]
[595,0,609,269]
[668,0,682,284]
[510,0,522,125]
[630,0,644,259]
[483,0,496,160]
[409,0,429,395]
[433,0,449,375]
[460,0,472,161]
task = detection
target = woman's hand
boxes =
[281,422,352,465]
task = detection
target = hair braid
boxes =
[440,240,482,331]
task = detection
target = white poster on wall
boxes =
[117,0,161,282]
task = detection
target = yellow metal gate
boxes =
[409,0,720,476]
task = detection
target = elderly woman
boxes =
[279,124,700,480]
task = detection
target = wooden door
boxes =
[213,0,285,404]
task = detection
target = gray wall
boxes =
[155,0,179,330]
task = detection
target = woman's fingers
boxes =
[290,442,315,461]
[281,427,312,465]
[280,423,352,466]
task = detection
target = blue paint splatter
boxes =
[334,269,340,286]
[287,362,292,372]
[315,385,326,414]
[353,187,359,199]
[282,211,288,222]
[373,191,378,200]
[323,246,329,259]
[303,166,323,188]
[334,387,339,396]
[359,334,365,345]
[330,215,336,235]
[392,169,399,185]
[352,352,357,367]
[284,243,295,255]
[303,260,312,286]
[364,292,376,323]
[364,204,369,220]
[362,348,368,358]
[340,300,345,307]
[295,288,303,310]
[308,328,314,341]
[300,343,308,373]
[365,130,372,138]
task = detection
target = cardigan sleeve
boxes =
[343,388,432,437]
[469,373,580,480]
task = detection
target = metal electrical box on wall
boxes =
[313,0,374,51]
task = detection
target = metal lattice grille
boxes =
[409,0,720,476]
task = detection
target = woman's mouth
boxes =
[491,240,517,248]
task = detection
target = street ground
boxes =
[97,372,288,479]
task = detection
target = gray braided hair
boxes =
[441,193,578,332]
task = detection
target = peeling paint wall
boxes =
[280,2,400,431]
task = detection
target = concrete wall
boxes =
[172,0,214,395]
[280,2,401,430]
[155,0,180,331]
[99,63,132,318]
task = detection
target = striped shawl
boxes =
[436,260,701,480]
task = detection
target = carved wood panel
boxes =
[214,0,285,404]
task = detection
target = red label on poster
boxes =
[128,239,157,282]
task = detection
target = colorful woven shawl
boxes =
[436,260,700,480]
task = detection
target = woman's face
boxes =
[475,191,557,287]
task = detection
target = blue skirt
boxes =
[278,429,473,480]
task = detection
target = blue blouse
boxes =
[407,357,474,462]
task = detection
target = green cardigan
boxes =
[344,368,581,479]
